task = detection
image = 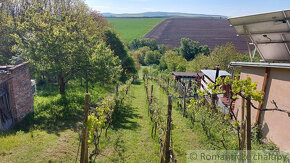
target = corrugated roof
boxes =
[201,70,231,82]
[172,72,203,77]
[228,10,290,62]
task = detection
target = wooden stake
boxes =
[150,85,154,105]
[183,86,186,117]
[256,67,270,124]
[161,96,172,163]
[115,84,119,110]
[240,98,246,150]
[246,97,251,162]
[80,94,90,163]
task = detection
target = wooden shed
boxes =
[172,72,203,86]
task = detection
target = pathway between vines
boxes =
[149,80,202,162]
[94,77,160,162]
[94,75,201,162]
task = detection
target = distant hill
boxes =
[102,12,226,18]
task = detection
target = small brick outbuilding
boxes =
[0,62,34,130]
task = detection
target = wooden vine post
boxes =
[166,78,169,95]
[183,85,187,117]
[150,85,154,105]
[246,97,251,162]
[161,96,173,163]
[240,98,246,150]
[80,94,90,163]
[115,84,119,110]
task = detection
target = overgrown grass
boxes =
[107,18,165,43]
[0,80,112,162]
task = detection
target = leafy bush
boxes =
[180,38,210,61]
[128,38,158,51]
[159,50,187,72]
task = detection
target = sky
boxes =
[84,0,290,17]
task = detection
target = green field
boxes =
[107,18,165,43]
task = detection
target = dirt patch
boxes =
[144,18,251,53]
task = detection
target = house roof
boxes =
[172,72,203,78]
[201,70,231,82]
[230,62,290,69]
[228,10,290,62]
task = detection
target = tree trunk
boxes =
[59,74,66,95]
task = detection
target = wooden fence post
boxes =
[167,78,169,95]
[80,94,90,163]
[246,97,251,162]
[161,96,172,163]
[240,98,246,150]
[151,85,154,103]
[115,84,119,108]
[183,86,186,117]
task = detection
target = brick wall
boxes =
[0,62,34,124]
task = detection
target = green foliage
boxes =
[87,97,115,142]
[129,38,159,51]
[104,29,137,81]
[210,43,243,71]
[6,1,118,94]
[0,6,16,64]
[9,54,25,65]
[142,67,149,79]
[107,18,164,43]
[87,78,133,159]
[180,38,210,61]
[159,50,187,72]
[187,76,264,150]
[144,50,162,65]
[187,43,244,72]
[131,46,151,65]
[188,99,238,149]
[88,42,122,85]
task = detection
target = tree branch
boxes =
[239,94,290,116]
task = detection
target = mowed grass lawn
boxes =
[107,18,165,42]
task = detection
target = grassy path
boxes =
[149,80,202,162]
[95,79,160,162]
[95,76,202,162]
